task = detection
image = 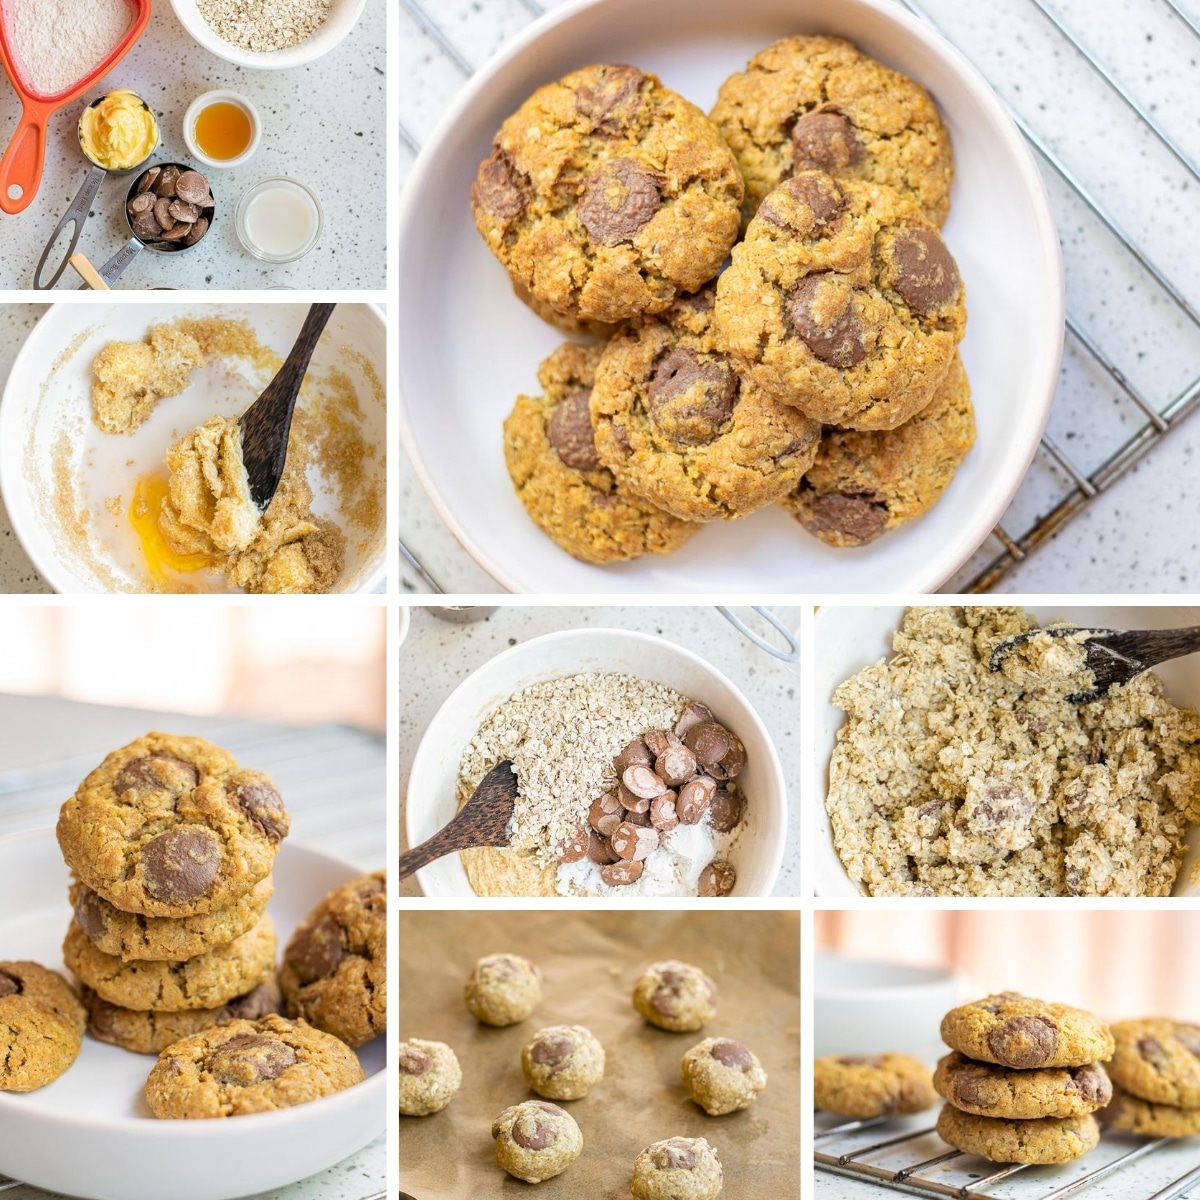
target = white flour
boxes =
[5,0,131,96]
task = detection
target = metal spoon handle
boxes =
[86,235,144,289]
[35,163,107,289]
[1094,625,1200,668]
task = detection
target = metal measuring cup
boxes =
[33,93,159,290]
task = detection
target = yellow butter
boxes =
[79,89,158,171]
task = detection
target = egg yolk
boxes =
[129,473,213,581]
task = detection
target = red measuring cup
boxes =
[0,0,151,214]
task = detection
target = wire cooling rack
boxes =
[398,0,1200,593]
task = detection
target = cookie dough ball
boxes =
[632,1136,723,1200]
[633,961,717,1032]
[492,1100,583,1183]
[521,1025,606,1100]
[814,1052,938,1117]
[0,961,86,1092]
[682,1037,768,1115]
[465,953,542,1026]
[399,1038,462,1116]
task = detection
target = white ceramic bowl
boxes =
[406,628,787,896]
[0,303,387,593]
[396,0,1063,593]
[168,0,367,71]
[0,830,385,1200]
[183,90,262,169]
[814,605,1200,896]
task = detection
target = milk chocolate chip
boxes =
[707,787,745,832]
[644,729,677,758]
[682,722,745,779]
[589,794,624,836]
[601,858,644,885]
[531,1033,573,1067]
[577,158,662,244]
[73,885,108,940]
[1070,1062,1112,1105]
[615,738,653,774]
[548,389,601,470]
[400,1045,433,1076]
[838,1055,885,1067]
[987,1015,1058,1069]
[646,348,739,444]
[760,172,845,232]
[656,743,697,787]
[287,914,344,983]
[675,702,714,738]
[472,146,529,222]
[586,830,620,864]
[140,827,220,904]
[612,821,659,861]
[0,970,20,997]
[234,775,288,843]
[557,825,590,863]
[711,1039,753,1070]
[889,227,960,316]
[512,1116,556,1151]
[225,982,281,1022]
[1176,1027,1200,1057]
[790,274,867,368]
[698,860,736,896]
[650,792,679,832]
[114,753,199,798]
[791,108,865,174]
[802,489,889,545]
[209,1032,297,1086]
[652,1138,698,1171]
[575,65,646,131]
[622,765,669,801]
[677,776,716,824]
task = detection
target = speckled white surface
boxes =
[0,0,385,290]
[398,0,1200,594]
[398,604,802,896]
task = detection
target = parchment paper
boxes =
[399,911,800,1199]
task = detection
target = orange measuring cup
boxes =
[0,0,151,214]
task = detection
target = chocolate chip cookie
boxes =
[492,1100,584,1183]
[934,1052,1112,1120]
[941,994,1114,1070]
[465,953,542,1027]
[57,733,289,917]
[521,1024,606,1100]
[937,1105,1101,1164]
[64,913,276,1012]
[145,1013,365,1118]
[814,1052,936,1118]
[682,1037,768,1115]
[780,351,975,546]
[715,171,966,430]
[711,35,953,230]
[472,63,743,325]
[504,341,702,563]
[279,871,385,1048]
[400,1037,462,1116]
[1108,1019,1200,1107]
[590,285,821,522]
[0,961,86,1092]
[631,1136,723,1200]
[1100,1082,1200,1137]
[632,961,717,1033]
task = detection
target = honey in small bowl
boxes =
[194,101,253,161]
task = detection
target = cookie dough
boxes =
[91,323,206,434]
[83,978,281,1055]
[280,871,385,1048]
[941,994,1114,1070]
[590,285,821,521]
[465,953,542,1026]
[710,35,953,230]
[0,961,86,1092]
[492,1100,583,1183]
[504,342,701,564]
[631,1136,723,1200]
[934,1052,1112,1120]
[400,1037,462,1116]
[715,171,966,430]
[814,1052,936,1117]
[937,1106,1101,1165]
[57,732,289,917]
[145,1013,365,1118]
[64,914,277,1012]
[70,876,273,962]
[1100,1082,1200,1138]
[682,1037,768,1115]
[472,63,743,325]
[780,352,974,546]
[633,961,717,1033]
[521,1024,606,1100]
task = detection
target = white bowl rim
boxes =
[814,952,959,997]
[396,0,1066,594]
[183,89,263,170]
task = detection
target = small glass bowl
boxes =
[183,89,261,170]
[234,177,323,264]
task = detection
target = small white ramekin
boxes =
[183,90,261,169]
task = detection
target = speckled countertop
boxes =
[398,604,803,897]
[0,0,385,290]
[399,0,1200,594]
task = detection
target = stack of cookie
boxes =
[55,733,289,1055]
[934,992,1114,1165]
[1100,1018,1200,1138]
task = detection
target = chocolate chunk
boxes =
[531,1034,572,1067]
[132,210,163,241]
[234,776,288,843]
[114,753,199,798]
[575,65,646,131]
[169,199,199,223]
[711,1039,752,1070]
[224,982,280,1022]
[677,776,716,824]
[707,786,745,832]
[160,223,190,242]
[153,196,175,229]
[140,827,220,904]
[1138,1036,1170,1069]
[586,830,620,864]
[600,858,644,885]
[790,274,867,368]
[175,170,211,207]
[1070,1062,1112,1105]
[972,783,1032,831]
[128,191,155,215]
[760,172,845,232]
[951,1068,988,1108]
[356,876,384,902]
[837,1055,885,1067]
[1176,1027,1200,1057]
[136,166,159,194]
[622,764,669,801]
[547,388,601,470]
[472,146,529,222]
[399,1045,433,1076]
[675,702,715,738]
[153,165,181,197]
[612,820,659,861]
[73,885,108,941]
[623,805,654,828]
[791,108,865,174]
[577,157,662,244]
[801,489,889,545]
[656,743,697,787]
[512,1117,556,1151]
[698,860,736,896]
[183,217,209,247]
[646,347,739,444]
[0,970,20,997]
[557,825,590,863]
[208,1033,297,1086]
[650,792,679,832]
[683,722,745,779]
[889,227,960,316]
[287,914,344,983]
[643,729,677,758]
[614,738,653,774]
[986,1014,1058,1069]
[652,1139,697,1171]
[589,794,623,837]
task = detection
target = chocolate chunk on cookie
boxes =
[941,993,1113,1070]
[934,1051,1112,1119]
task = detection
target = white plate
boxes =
[0,830,385,1200]
[0,303,387,593]
[397,0,1063,593]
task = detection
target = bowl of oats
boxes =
[405,627,788,897]
[815,605,1200,898]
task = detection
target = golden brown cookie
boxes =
[941,994,1114,1070]
[934,1052,1112,1119]
[1099,1082,1200,1137]
[937,1105,1100,1164]
[0,961,86,1092]
[632,961,717,1033]
[1108,1019,1200,1107]
[814,1052,936,1117]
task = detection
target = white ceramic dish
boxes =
[0,830,385,1200]
[814,605,1200,896]
[168,0,368,71]
[406,628,787,896]
[0,303,387,593]
[396,0,1064,593]
[398,604,411,648]
[183,90,262,170]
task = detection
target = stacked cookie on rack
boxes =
[1101,1019,1200,1138]
[934,993,1114,1165]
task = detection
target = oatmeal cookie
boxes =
[631,1136,723,1200]
[1108,1019,1200,1107]
[633,960,717,1033]
[492,1100,583,1183]
[400,1037,462,1116]
[465,953,542,1026]
[934,1052,1112,1120]
[472,63,743,325]
[512,279,626,341]
[522,1024,606,1100]
[814,1052,936,1117]
[941,994,1113,1070]
[504,341,701,563]
[145,1013,365,1118]
[279,871,385,1048]
[715,171,966,429]
[57,732,289,917]
[1100,1082,1200,1137]
[0,961,86,1092]
[682,1037,768,1115]
[590,285,821,522]
[781,352,974,546]
[711,35,953,230]
[937,1106,1100,1164]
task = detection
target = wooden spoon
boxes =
[240,302,336,511]
[989,624,1200,702]
[399,760,518,878]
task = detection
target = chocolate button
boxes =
[209,1033,297,1086]
[647,347,739,445]
[790,274,867,368]
[114,753,199,798]
[711,1039,753,1070]
[531,1034,573,1067]
[288,914,345,984]
[0,971,20,998]
[512,1116,556,1151]
[225,983,280,1022]
[652,1139,697,1171]
[803,490,889,545]
[760,172,845,233]
[73,885,109,940]
[234,775,288,843]
[140,827,220,904]
[473,147,530,222]
[547,389,601,470]
[577,158,662,244]
[575,65,646,131]
[889,227,960,316]
[400,1045,433,1076]
[987,1015,1058,1069]
[791,109,865,173]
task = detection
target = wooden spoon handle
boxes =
[398,814,476,878]
[1097,626,1200,668]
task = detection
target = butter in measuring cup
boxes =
[78,89,158,171]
